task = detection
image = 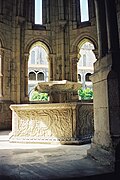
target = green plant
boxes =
[31,91,48,101]
[78,88,93,100]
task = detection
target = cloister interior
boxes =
[0,0,120,179]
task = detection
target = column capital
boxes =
[24,53,29,60]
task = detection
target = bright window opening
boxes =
[35,0,42,24]
[28,42,49,101]
[80,0,89,22]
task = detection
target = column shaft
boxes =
[95,0,108,58]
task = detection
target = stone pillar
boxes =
[46,0,50,23]
[105,3,120,172]
[72,0,77,21]
[94,0,108,58]
[27,0,33,22]
[0,0,3,14]
[57,21,66,80]
[48,54,53,81]
[88,0,120,169]
[58,0,64,20]
[70,53,78,82]
[0,48,4,98]
[17,0,24,17]
[24,53,29,102]
[20,52,29,103]
[48,54,56,81]
[50,54,56,80]
[105,0,120,71]
[31,0,35,23]
[105,0,119,53]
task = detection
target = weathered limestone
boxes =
[9,102,93,144]
[9,80,93,144]
[0,0,97,130]
[36,80,81,103]
[0,100,12,130]
[88,0,120,169]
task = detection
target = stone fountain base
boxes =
[9,102,94,144]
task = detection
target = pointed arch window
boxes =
[80,0,89,22]
[35,0,42,24]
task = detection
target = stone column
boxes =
[24,53,29,102]
[58,0,64,20]
[59,21,66,80]
[50,54,56,80]
[70,53,78,82]
[105,0,120,155]
[31,0,35,23]
[17,0,24,17]
[105,0,120,71]
[88,0,119,168]
[0,48,4,98]
[105,0,119,53]
[48,54,56,81]
[72,0,77,21]
[94,0,108,58]
[27,0,33,22]
[0,0,3,14]
[46,0,50,23]
[48,54,53,81]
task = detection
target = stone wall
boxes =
[0,101,13,130]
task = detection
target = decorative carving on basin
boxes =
[9,102,93,144]
[9,103,77,144]
[35,80,81,103]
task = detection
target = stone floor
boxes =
[0,131,117,180]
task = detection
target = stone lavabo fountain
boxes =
[9,80,93,144]
[36,80,81,103]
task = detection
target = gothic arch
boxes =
[71,34,98,54]
[24,37,53,55]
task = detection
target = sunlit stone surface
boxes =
[36,80,81,103]
[9,102,94,144]
[9,103,76,143]
[9,81,93,144]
